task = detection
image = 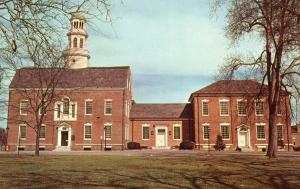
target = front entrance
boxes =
[55,123,72,151]
[61,131,69,146]
[156,127,167,147]
[238,126,250,148]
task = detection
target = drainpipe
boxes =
[285,95,290,151]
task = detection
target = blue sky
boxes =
[86,0,229,102]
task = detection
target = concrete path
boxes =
[1,150,300,158]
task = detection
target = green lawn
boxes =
[0,155,299,189]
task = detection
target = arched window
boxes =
[63,98,70,114]
[74,21,78,28]
[73,37,77,48]
[80,38,83,48]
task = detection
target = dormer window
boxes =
[73,37,77,48]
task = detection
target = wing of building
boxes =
[6,14,293,152]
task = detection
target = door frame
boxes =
[57,123,72,147]
[155,126,168,147]
[237,125,250,148]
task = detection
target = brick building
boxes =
[6,13,293,152]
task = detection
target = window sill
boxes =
[142,139,150,141]
[257,138,266,140]
[85,114,92,116]
[202,115,209,116]
[238,114,247,117]
[256,114,264,117]
[220,115,229,116]
[84,138,92,140]
[104,114,112,116]
[39,138,45,140]
[173,139,182,141]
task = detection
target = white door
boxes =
[238,132,247,147]
[156,128,166,147]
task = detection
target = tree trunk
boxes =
[267,102,278,158]
[35,130,40,156]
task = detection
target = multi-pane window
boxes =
[71,104,76,118]
[39,101,46,115]
[63,98,70,114]
[104,125,112,139]
[142,126,149,140]
[220,101,229,116]
[173,125,181,140]
[203,125,209,139]
[39,125,46,139]
[238,101,247,115]
[57,104,61,118]
[84,124,92,139]
[20,101,28,115]
[277,125,283,139]
[104,100,112,115]
[220,125,230,139]
[19,125,27,139]
[85,100,93,115]
[256,101,264,115]
[202,101,209,116]
[256,125,265,139]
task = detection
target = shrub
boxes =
[236,147,241,152]
[293,146,300,151]
[179,140,195,150]
[214,135,226,151]
[127,142,140,150]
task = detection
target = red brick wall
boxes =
[130,119,194,148]
[192,95,292,151]
[7,87,131,151]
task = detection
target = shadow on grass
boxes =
[1,156,300,189]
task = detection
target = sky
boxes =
[86,0,229,103]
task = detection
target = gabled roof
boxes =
[10,67,130,89]
[130,103,193,119]
[189,80,269,101]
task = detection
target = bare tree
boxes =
[8,36,68,156]
[212,0,300,158]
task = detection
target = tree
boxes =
[214,135,226,151]
[213,0,300,158]
[8,37,68,156]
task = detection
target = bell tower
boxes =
[63,12,90,69]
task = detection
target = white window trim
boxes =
[104,99,112,116]
[19,124,27,140]
[142,124,150,140]
[219,101,229,116]
[277,124,284,140]
[20,100,29,115]
[220,124,230,140]
[104,123,112,140]
[255,100,265,116]
[237,99,247,116]
[219,99,230,102]
[85,99,93,115]
[84,123,92,140]
[202,124,210,140]
[38,100,47,116]
[54,100,77,121]
[202,100,209,116]
[256,123,266,140]
[173,124,182,140]
[39,124,46,140]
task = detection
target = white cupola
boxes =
[63,12,90,69]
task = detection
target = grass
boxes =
[0,155,300,188]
